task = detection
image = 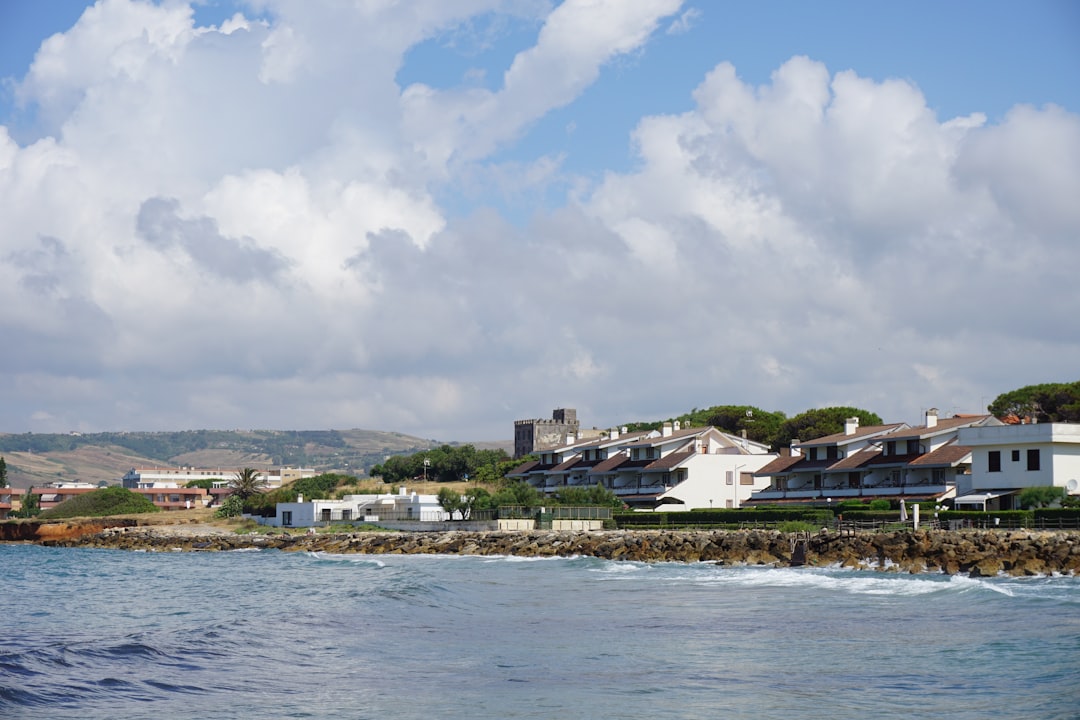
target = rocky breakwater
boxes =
[39,527,1080,575]
[0,518,137,542]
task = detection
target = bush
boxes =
[39,487,160,519]
[215,495,245,518]
[868,499,891,511]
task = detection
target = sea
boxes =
[2,543,1078,720]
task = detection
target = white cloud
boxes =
[0,2,1077,442]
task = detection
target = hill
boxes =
[0,429,511,489]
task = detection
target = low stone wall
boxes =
[35,527,1080,576]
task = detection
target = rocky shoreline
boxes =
[31,525,1080,576]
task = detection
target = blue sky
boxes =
[0,0,1078,442]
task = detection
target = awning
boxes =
[953,490,1017,508]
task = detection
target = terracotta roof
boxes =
[800,423,906,446]
[642,451,696,472]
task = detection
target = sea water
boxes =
[2,543,1078,720]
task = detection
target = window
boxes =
[282,511,292,527]
[740,473,755,485]
[988,451,1001,473]
[809,448,818,461]
[907,440,921,455]
[1027,449,1040,471]
[826,446,838,460]
[1011,450,1020,462]
[725,499,734,509]
[726,471,734,485]
[885,441,896,456]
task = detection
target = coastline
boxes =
[23,522,1080,576]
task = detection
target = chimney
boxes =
[610,427,619,440]
[844,417,859,435]
[621,426,628,434]
[741,429,748,449]
[790,439,801,456]
[925,408,938,428]
[662,422,673,437]
[297,494,304,503]
[673,420,681,432]
[566,431,576,444]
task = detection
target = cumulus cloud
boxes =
[0,0,1077,441]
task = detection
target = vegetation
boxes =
[38,487,160,519]
[229,468,267,500]
[370,444,512,484]
[988,381,1080,423]
[0,456,7,488]
[0,428,434,476]
[1018,486,1066,509]
[185,479,216,490]
[12,488,40,518]
[623,404,882,449]
[215,495,245,518]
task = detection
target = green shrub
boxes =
[868,499,891,511]
[215,495,245,518]
[38,487,160,519]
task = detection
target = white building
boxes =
[122,466,316,490]
[265,487,448,528]
[954,422,1080,510]
[509,422,776,510]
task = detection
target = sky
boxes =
[0,0,1078,443]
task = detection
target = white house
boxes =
[265,487,448,528]
[954,422,1080,511]
[122,466,316,490]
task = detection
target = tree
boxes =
[1018,486,1066,509]
[774,407,884,448]
[688,405,787,448]
[437,487,465,520]
[0,456,7,488]
[229,468,267,500]
[988,381,1080,423]
[554,484,621,508]
[17,487,40,518]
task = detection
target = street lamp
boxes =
[423,458,430,482]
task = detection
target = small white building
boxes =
[265,487,448,528]
[954,422,1080,510]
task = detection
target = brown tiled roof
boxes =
[588,453,630,474]
[908,444,972,467]
[643,451,696,471]
[505,460,540,476]
[801,423,906,446]
[828,447,882,470]
[550,457,585,473]
[754,455,804,475]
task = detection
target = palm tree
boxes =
[229,468,267,500]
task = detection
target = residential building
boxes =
[28,482,209,511]
[122,465,315,490]
[509,422,777,510]
[954,422,1080,511]
[266,487,447,528]
[748,411,1000,505]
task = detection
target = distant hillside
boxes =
[0,429,511,489]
